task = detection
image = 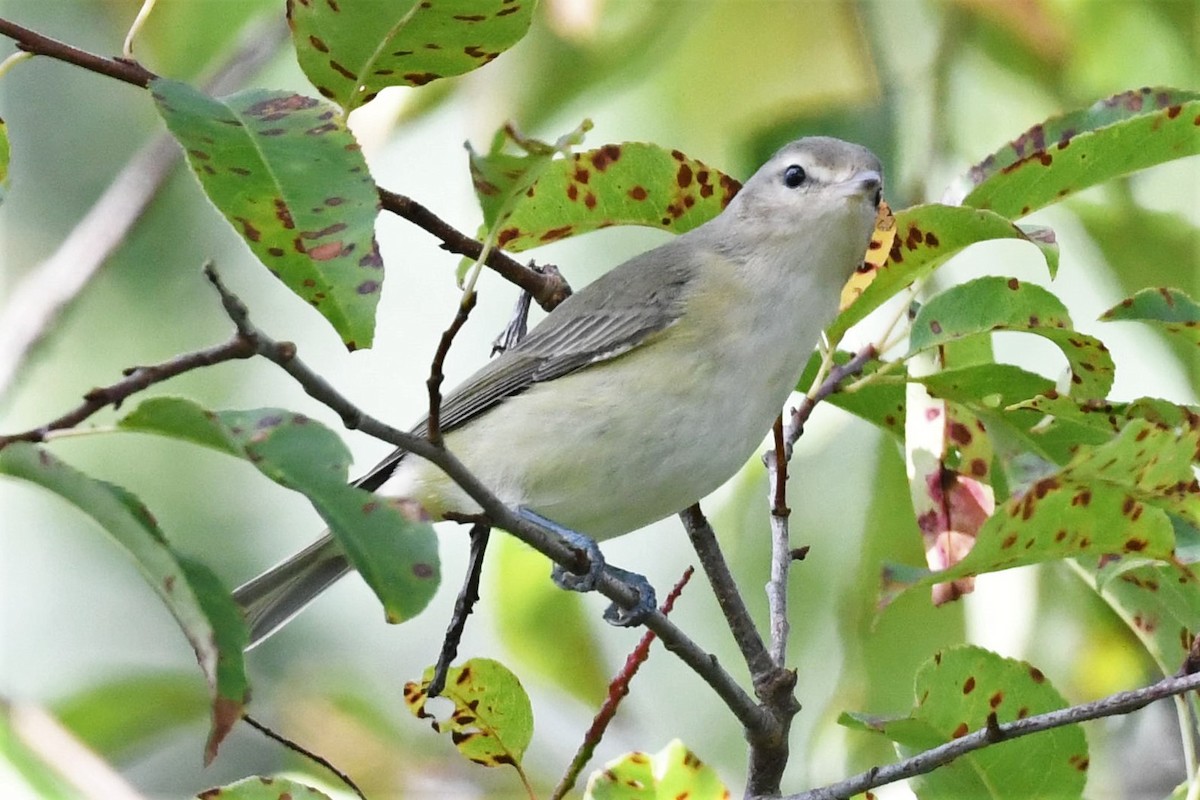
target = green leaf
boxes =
[1091,558,1200,675]
[119,397,439,624]
[0,443,249,763]
[883,419,1198,604]
[909,276,1115,399]
[584,739,729,800]
[290,0,536,111]
[0,116,9,204]
[1102,286,1200,347]
[481,142,739,252]
[963,87,1200,219]
[195,775,333,800]
[829,205,1059,343]
[493,538,608,704]
[404,657,534,770]
[841,645,1088,799]
[150,79,382,350]
[53,672,209,761]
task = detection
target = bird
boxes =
[234,136,883,647]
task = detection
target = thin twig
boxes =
[241,714,367,800]
[0,335,256,447]
[427,523,490,697]
[0,16,289,396]
[678,504,774,682]
[782,344,879,462]
[551,567,695,800]
[786,669,1200,800]
[766,416,791,668]
[377,188,572,311]
[0,16,155,87]
[426,291,478,446]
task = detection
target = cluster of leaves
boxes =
[1,1,1198,799]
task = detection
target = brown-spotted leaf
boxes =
[151,79,382,350]
[119,398,439,625]
[482,142,739,252]
[289,0,535,111]
[883,419,1198,606]
[404,658,533,772]
[828,204,1058,343]
[841,646,1087,799]
[963,87,1200,219]
[909,276,1115,399]
[196,775,333,800]
[1102,287,1200,347]
[840,199,898,310]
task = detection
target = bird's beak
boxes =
[844,170,883,208]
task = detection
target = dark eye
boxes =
[783,164,806,188]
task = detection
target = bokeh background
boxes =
[1,1,1197,797]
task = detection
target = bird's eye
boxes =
[783,164,806,188]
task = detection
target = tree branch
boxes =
[786,669,1200,800]
[377,188,572,311]
[0,16,155,87]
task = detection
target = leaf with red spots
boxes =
[841,645,1087,799]
[1010,393,1198,441]
[882,419,1197,606]
[194,775,332,800]
[150,79,382,350]
[0,443,249,764]
[963,87,1200,219]
[828,204,1059,343]
[119,397,439,625]
[839,199,898,310]
[478,141,738,252]
[909,276,1115,399]
[289,0,535,111]
[584,739,730,800]
[1101,287,1200,347]
[403,658,533,773]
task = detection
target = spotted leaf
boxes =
[480,142,739,252]
[828,204,1059,343]
[584,739,730,800]
[839,199,898,310]
[195,776,332,800]
[841,645,1087,799]
[882,419,1198,606]
[289,0,535,111]
[1101,287,1200,347]
[963,87,1200,219]
[151,79,382,350]
[1094,557,1200,675]
[404,658,533,772]
[910,276,1115,399]
[118,397,439,624]
[0,443,249,764]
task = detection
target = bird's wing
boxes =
[353,241,700,492]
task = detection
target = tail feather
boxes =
[233,532,350,648]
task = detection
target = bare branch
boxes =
[678,505,774,681]
[785,670,1200,800]
[377,188,572,311]
[0,16,155,87]
[426,291,478,446]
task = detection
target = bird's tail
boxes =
[233,531,350,649]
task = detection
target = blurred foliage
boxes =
[1,1,1198,799]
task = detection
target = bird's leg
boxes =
[517,507,657,626]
